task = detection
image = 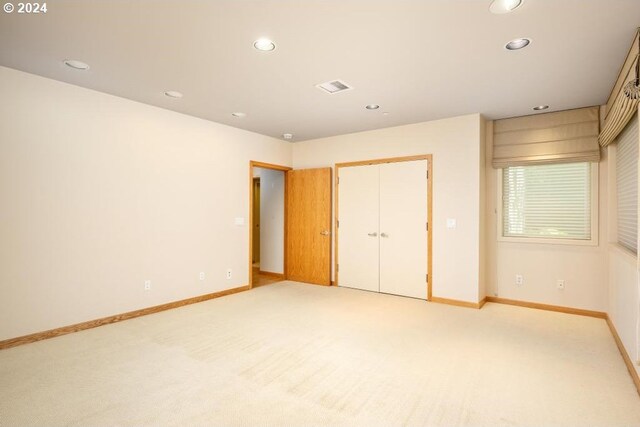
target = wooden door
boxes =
[252,178,261,263]
[286,168,332,285]
[336,165,380,292]
[379,160,428,299]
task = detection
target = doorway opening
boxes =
[249,161,290,288]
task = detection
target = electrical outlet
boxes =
[557,279,565,290]
[226,269,232,280]
[515,274,523,286]
[144,280,151,291]
[199,272,205,281]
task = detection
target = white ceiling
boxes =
[1,0,639,141]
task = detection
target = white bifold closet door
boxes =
[338,165,380,292]
[379,160,427,299]
[338,159,428,299]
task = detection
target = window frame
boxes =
[497,162,599,246]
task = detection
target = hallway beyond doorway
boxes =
[252,263,283,288]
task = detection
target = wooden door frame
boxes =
[334,154,433,300]
[249,161,292,289]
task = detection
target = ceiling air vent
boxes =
[315,79,353,94]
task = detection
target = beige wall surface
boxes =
[608,246,638,374]
[485,123,608,312]
[0,67,292,340]
[292,114,483,303]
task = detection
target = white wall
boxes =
[608,245,638,371]
[292,114,483,303]
[257,168,285,274]
[0,66,292,340]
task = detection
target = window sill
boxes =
[608,242,638,263]
[498,235,598,247]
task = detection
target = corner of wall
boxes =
[479,117,488,301]
[483,120,496,300]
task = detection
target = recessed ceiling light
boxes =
[533,105,549,111]
[63,59,90,70]
[253,38,276,51]
[283,133,293,140]
[231,112,246,118]
[164,91,183,99]
[489,0,523,14]
[505,38,531,50]
[365,104,380,110]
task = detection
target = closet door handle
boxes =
[380,233,389,238]
[367,232,378,237]
[320,230,331,236]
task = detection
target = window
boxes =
[616,114,638,254]
[501,162,595,242]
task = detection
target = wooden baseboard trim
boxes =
[0,285,251,351]
[606,315,640,396]
[485,296,606,319]
[430,296,484,309]
[478,297,487,309]
[257,271,285,279]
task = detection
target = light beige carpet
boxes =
[1,281,639,426]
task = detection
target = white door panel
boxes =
[338,165,379,292]
[379,160,428,299]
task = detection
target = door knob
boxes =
[380,233,389,238]
[367,232,378,237]
[320,230,331,236]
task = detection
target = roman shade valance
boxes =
[492,106,601,169]
[599,29,639,147]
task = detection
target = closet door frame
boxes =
[335,154,433,300]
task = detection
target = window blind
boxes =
[599,30,639,147]
[616,113,638,253]
[493,106,601,168]
[503,162,592,240]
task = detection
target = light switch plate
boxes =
[234,217,245,226]
[446,218,457,229]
